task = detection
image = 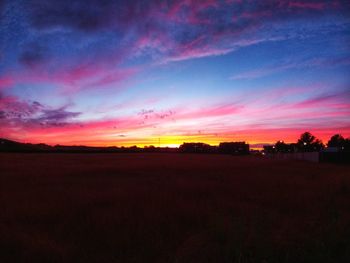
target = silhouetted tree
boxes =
[274,141,289,153]
[297,132,324,152]
[327,134,345,148]
[298,132,315,145]
[345,138,350,152]
[275,141,286,152]
[329,136,350,152]
[274,140,297,153]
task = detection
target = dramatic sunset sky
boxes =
[0,0,349,147]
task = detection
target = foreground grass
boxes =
[1,153,350,262]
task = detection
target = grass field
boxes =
[1,153,350,262]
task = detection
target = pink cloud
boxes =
[165,45,235,63]
[1,63,137,95]
[2,94,349,147]
[239,10,272,20]
[172,104,243,121]
[0,76,14,90]
[293,93,348,108]
[161,0,219,24]
[288,1,326,10]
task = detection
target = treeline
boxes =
[179,142,249,155]
[1,132,349,154]
[264,132,350,153]
[0,138,176,153]
[0,138,250,155]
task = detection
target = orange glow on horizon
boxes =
[9,128,349,150]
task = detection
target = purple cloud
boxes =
[23,0,348,65]
[0,92,80,127]
[27,0,155,32]
[36,108,81,126]
[19,42,48,68]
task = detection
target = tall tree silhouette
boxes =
[275,140,294,153]
[297,132,324,152]
[327,134,345,148]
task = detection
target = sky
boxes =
[0,0,349,148]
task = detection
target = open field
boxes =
[1,153,350,262]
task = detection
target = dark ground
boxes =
[1,153,350,262]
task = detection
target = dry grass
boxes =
[1,153,350,262]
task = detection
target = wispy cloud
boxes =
[1,0,349,145]
[230,56,350,80]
